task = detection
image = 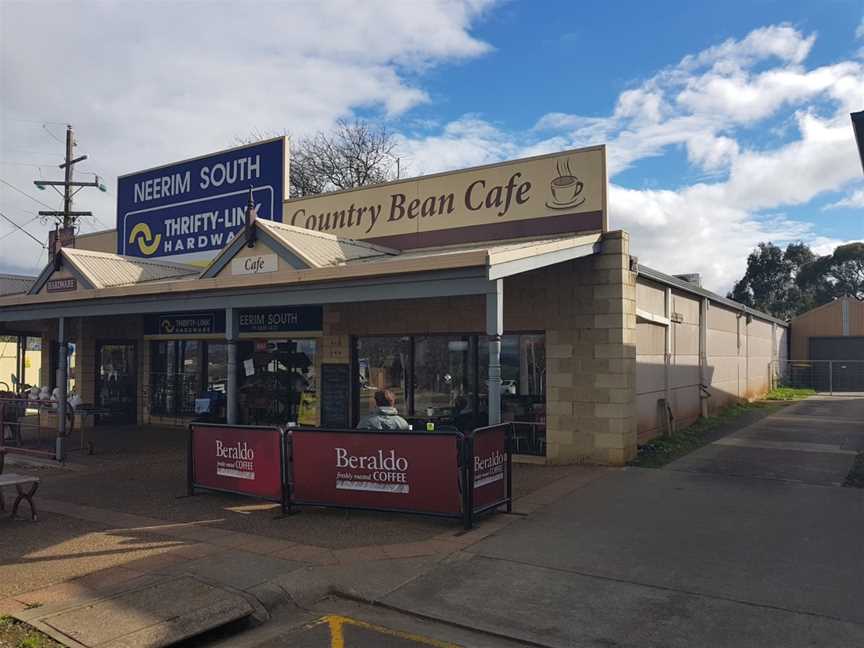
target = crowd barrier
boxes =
[187,422,513,529]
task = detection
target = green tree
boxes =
[797,242,864,301]
[729,242,811,319]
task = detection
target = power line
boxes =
[4,119,68,126]
[0,176,55,210]
[0,215,40,241]
[0,210,45,248]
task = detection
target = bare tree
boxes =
[236,119,402,198]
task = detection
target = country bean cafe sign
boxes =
[285,145,606,248]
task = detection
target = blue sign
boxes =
[117,138,287,260]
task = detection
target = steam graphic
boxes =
[545,157,586,210]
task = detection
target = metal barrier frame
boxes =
[186,422,289,514]
[184,422,515,529]
[287,427,468,523]
[463,423,513,530]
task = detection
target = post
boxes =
[63,126,74,228]
[463,433,475,530]
[186,425,195,496]
[486,280,503,425]
[829,360,833,396]
[226,307,238,424]
[56,317,67,461]
[699,298,709,417]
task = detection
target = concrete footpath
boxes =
[3,395,863,646]
[377,395,864,647]
[1,448,608,647]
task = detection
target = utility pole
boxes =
[33,124,106,231]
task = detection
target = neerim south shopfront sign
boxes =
[284,145,606,249]
[117,137,289,263]
[238,306,323,334]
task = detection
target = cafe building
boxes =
[0,142,787,465]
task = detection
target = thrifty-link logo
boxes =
[335,448,409,494]
[128,223,161,256]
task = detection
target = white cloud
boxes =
[856,18,864,40]
[0,0,495,273]
[1,14,859,296]
[400,24,862,294]
[825,188,864,209]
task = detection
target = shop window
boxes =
[352,334,544,448]
[413,336,475,431]
[356,336,410,419]
[479,334,546,455]
[238,339,317,426]
[148,340,225,420]
[207,344,227,393]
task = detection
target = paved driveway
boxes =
[668,395,864,485]
[381,395,864,647]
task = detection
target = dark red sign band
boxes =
[191,425,283,501]
[291,430,462,515]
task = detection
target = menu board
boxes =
[320,363,351,429]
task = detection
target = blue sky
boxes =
[1,0,862,291]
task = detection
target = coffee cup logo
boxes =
[545,157,586,210]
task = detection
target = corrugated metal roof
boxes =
[259,220,398,267]
[63,248,199,288]
[0,274,36,296]
[637,264,787,326]
[350,233,601,266]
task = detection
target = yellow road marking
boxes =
[328,615,345,648]
[306,615,461,647]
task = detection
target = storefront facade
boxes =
[0,143,787,465]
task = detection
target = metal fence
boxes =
[771,360,864,394]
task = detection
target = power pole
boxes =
[33,124,105,230]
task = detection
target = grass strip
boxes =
[763,387,816,401]
[0,615,63,648]
[629,401,782,469]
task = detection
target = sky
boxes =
[0,0,862,294]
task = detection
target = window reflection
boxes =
[357,336,409,418]
[353,334,546,454]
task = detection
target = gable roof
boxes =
[260,220,398,267]
[200,218,398,278]
[28,248,199,294]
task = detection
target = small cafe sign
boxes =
[231,253,278,276]
[283,145,606,248]
[46,277,77,293]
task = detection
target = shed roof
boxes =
[0,273,36,296]
[28,248,200,294]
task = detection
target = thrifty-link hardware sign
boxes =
[117,138,288,262]
[285,145,606,249]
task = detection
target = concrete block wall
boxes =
[507,230,637,465]
[636,277,787,441]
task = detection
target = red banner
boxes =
[291,430,462,515]
[472,424,508,511]
[191,425,283,501]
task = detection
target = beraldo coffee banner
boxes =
[283,145,606,249]
[190,425,283,501]
[291,430,462,515]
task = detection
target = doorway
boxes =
[96,342,137,423]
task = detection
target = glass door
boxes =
[96,342,137,423]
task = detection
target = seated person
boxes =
[357,390,410,431]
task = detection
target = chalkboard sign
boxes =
[320,363,351,428]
